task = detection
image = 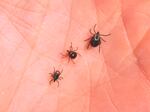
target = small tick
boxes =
[84,24,111,52]
[49,67,63,87]
[61,43,81,64]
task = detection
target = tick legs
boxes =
[93,24,97,33]
[49,79,53,85]
[60,69,63,74]
[100,33,111,42]
[49,79,62,87]
[99,45,101,53]
[84,37,92,41]
[74,47,78,51]
[57,78,64,87]
[67,57,75,64]
[59,76,63,80]
[49,73,53,75]
[71,60,75,64]
[101,37,106,42]
[57,78,63,87]
[89,24,97,35]
[89,29,94,35]
[53,67,55,73]
[100,33,111,36]
[87,42,90,49]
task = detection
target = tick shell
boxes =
[90,33,101,47]
[67,50,77,59]
[53,71,61,82]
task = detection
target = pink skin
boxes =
[0,0,150,112]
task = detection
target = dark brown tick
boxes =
[84,24,111,52]
[61,42,81,64]
[49,67,63,87]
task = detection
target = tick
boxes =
[49,67,63,87]
[61,42,81,64]
[84,24,111,52]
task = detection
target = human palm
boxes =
[0,0,150,112]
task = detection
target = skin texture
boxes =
[0,0,150,112]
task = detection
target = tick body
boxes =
[90,32,101,47]
[85,24,110,52]
[49,67,63,87]
[62,43,81,64]
[67,50,77,59]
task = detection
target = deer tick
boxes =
[84,24,111,52]
[49,67,63,87]
[61,42,81,64]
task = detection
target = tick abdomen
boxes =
[68,51,77,59]
[90,35,101,47]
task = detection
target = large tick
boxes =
[61,42,81,64]
[49,67,63,87]
[84,24,111,52]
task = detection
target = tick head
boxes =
[94,34,100,41]
[96,32,100,36]
[55,70,61,75]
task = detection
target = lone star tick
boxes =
[61,42,81,64]
[84,24,111,52]
[49,67,63,87]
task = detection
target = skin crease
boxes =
[0,0,150,112]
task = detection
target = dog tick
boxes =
[49,67,63,87]
[61,42,81,64]
[84,24,111,52]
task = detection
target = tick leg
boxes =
[70,42,73,50]
[84,37,91,41]
[60,69,63,74]
[68,57,70,63]
[101,37,106,42]
[89,29,94,35]
[49,73,53,75]
[59,76,63,80]
[77,53,81,56]
[49,79,53,85]
[61,53,67,58]
[57,80,59,87]
[100,33,111,36]
[93,24,97,33]
[87,43,90,49]
[74,47,78,51]
[53,67,55,73]
[99,45,101,53]
[71,59,75,64]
